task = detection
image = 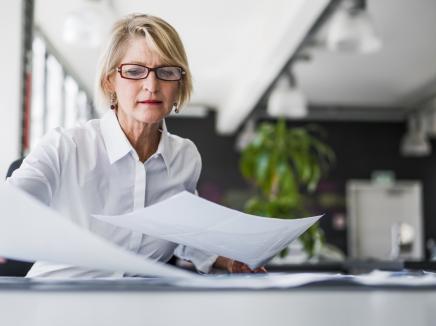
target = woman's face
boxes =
[109,37,179,126]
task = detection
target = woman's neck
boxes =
[116,112,161,163]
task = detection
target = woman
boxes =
[7,14,265,277]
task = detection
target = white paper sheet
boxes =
[94,191,322,269]
[0,183,195,279]
[176,271,436,289]
[174,272,341,289]
[352,270,436,286]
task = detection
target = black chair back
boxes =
[1,158,33,276]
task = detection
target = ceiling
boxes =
[34,0,436,134]
[295,0,436,115]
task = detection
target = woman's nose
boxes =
[142,71,159,93]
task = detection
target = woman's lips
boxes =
[138,100,162,105]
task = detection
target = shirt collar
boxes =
[156,119,172,175]
[100,110,172,174]
[100,110,132,164]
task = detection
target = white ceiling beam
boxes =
[216,0,330,135]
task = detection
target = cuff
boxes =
[174,245,218,274]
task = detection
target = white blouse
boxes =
[7,110,217,278]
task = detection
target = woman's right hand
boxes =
[214,256,267,273]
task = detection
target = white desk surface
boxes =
[1,277,435,326]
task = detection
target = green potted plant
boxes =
[240,119,335,258]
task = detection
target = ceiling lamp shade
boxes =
[267,75,308,119]
[63,6,104,48]
[326,0,382,54]
[420,99,436,137]
[400,114,431,157]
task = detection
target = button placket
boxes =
[129,159,146,252]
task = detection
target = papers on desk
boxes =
[175,271,436,289]
[175,272,340,289]
[352,270,436,287]
[94,191,322,269]
[0,183,194,279]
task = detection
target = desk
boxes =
[1,277,435,326]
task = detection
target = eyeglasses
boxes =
[117,64,185,81]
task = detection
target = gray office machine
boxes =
[347,180,423,261]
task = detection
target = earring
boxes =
[173,103,179,113]
[110,93,118,110]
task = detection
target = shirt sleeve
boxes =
[6,128,67,206]
[174,245,218,274]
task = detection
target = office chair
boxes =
[0,158,34,276]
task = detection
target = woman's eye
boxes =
[160,69,174,77]
[126,69,143,76]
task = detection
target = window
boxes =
[29,34,96,152]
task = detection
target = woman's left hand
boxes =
[214,256,267,273]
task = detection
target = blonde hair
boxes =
[95,14,192,111]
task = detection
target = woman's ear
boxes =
[103,74,114,93]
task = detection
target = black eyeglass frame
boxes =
[116,63,185,81]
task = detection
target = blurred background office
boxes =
[2,0,436,275]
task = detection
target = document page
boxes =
[94,191,322,269]
[0,184,195,279]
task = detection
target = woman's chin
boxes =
[117,105,170,125]
[134,110,168,125]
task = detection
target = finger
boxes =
[231,261,247,273]
[234,262,245,273]
[254,267,267,273]
[229,260,240,273]
[227,259,234,273]
[234,262,252,273]
[241,264,252,273]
